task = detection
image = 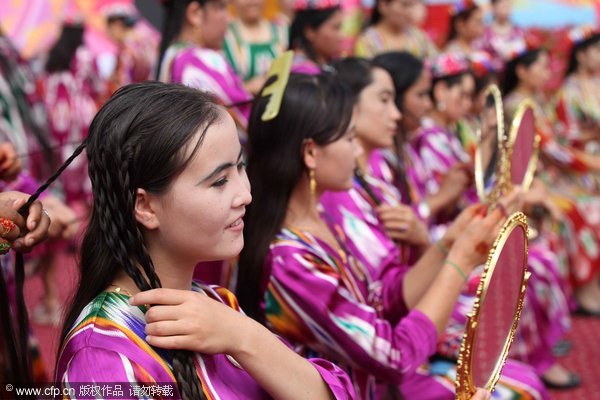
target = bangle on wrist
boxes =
[444,258,468,283]
[436,241,449,256]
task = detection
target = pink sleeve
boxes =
[309,359,358,399]
[267,249,438,384]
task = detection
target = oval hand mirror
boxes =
[505,99,540,192]
[455,212,530,399]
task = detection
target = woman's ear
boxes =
[134,188,160,230]
[303,26,317,45]
[185,0,204,28]
[302,139,318,170]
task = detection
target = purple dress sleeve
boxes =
[266,242,438,384]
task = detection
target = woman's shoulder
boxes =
[57,292,174,383]
[61,292,148,349]
[269,228,335,267]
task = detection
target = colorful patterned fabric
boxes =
[56,283,356,399]
[223,20,288,81]
[320,174,414,322]
[265,225,549,399]
[265,226,447,399]
[0,35,51,176]
[554,75,600,148]
[369,124,570,379]
[354,26,438,60]
[158,43,252,131]
[110,27,157,90]
[41,46,100,204]
[474,25,526,71]
[290,53,323,75]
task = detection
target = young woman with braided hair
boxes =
[47,82,355,400]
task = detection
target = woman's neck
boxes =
[285,178,322,228]
[514,83,534,97]
[492,17,511,31]
[357,138,373,173]
[576,67,594,81]
[456,37,472,51]
[377,20,405,36]
[177,27,203,48]
[109,259,195,296]
[239,16,262,28]
[430,109,451,129]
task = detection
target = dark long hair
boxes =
[502,48,545,95]
[157,0,202,78]
[330,57,374,95]
[56,82,222,400]
[289,7,339,63]
[373,52,424,202]
[566,33,600,77]
[373,51,424,115]
[447,6,479,43]
[236,73,354,320]
[45,23,84,73]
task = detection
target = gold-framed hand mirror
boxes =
[475,84,505,205]
[505,99,540,193]
[455,212,530,399]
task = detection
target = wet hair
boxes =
[447,5,479,43]
[45,23,84,73]
[289,7,340,64]
[566,33,600,77]
[502,48,545,95]
[330,57,375,96]
[236,73,355,321]
[9,82,226,400]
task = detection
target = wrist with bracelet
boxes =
[444,258,468,283]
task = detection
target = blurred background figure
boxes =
[105,4,157,92]
[224,0,288,94]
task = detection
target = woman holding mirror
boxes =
[503,41,600,321]
[238,71,507,399]
[373,50,574,390]
[322,57,550,398]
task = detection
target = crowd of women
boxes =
[0,0,599,398]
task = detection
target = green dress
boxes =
[223,20,288,82]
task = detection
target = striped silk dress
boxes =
[56,283,356,399]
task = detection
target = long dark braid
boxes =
[56,82,219,400]
[0,139,86,388]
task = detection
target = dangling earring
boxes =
[309,169,317,200]
[437,101,446,112]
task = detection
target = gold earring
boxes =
[309,169,316,198]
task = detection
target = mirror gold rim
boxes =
[505,99,540,192]
[475,84,505,204]
[455,212,530,399]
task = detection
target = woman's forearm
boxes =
[232,319,334,400]
[402,237,449,309]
